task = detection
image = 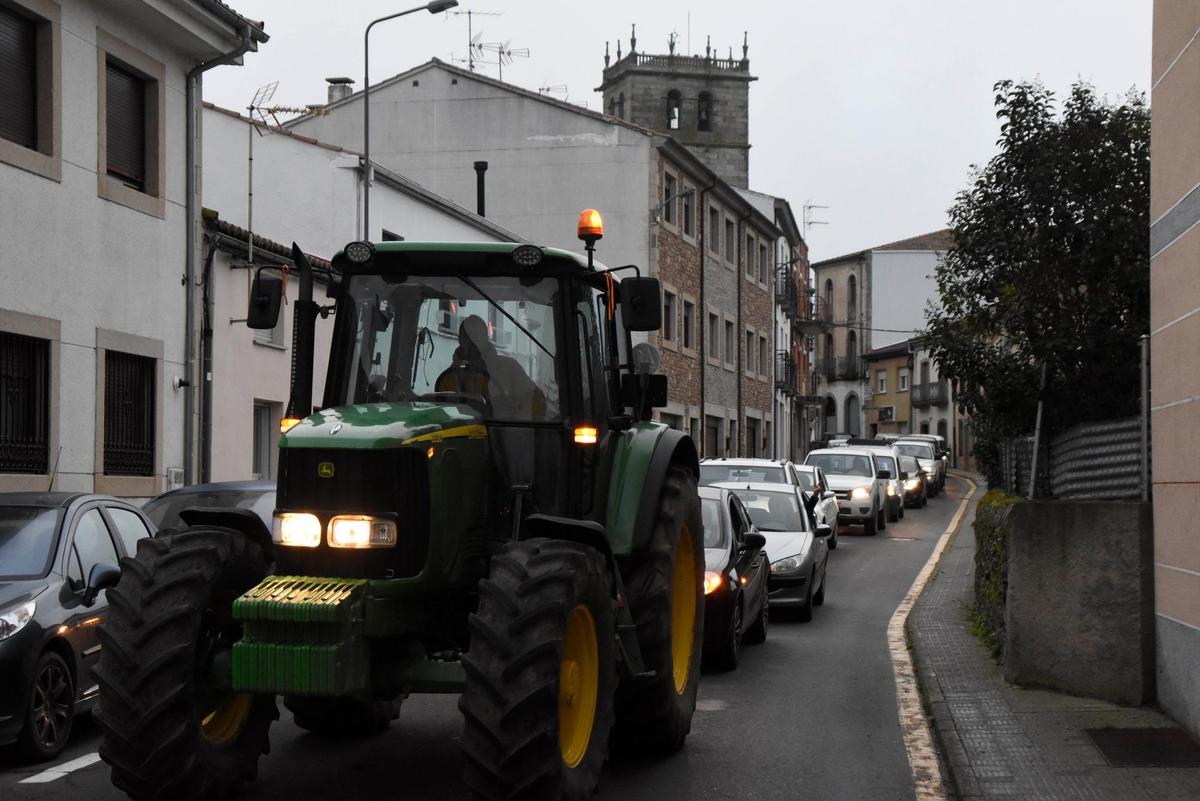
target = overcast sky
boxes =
[204,1,1152,262]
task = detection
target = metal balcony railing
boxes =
[818,356,837,382]
[836,356,865,381]
[911,381,950,408]
[775,351,797,395]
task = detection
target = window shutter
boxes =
[0,7,38,150]
[105,61,146,190]
[104,351,155,475]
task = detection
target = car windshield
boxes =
[701,499,725,548]
[731,490,806,532]
[143,489,275,532]
[805,452,873,477]
[897,443,935,459]
[794,470,816,491]
[875,455,897,475]
[0,506,62,579]
[901,456,920,473]
[699,464,786,485]
[333,272,563,421]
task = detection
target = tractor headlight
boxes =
[328,516,397,549]
[0,599,35,642]
[851,486,872,501]
[273,513,322,548]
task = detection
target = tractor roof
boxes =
[350,241,591,270]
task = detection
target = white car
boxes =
[803,448,889,535]
[846,440,906,523]
[895,439,945,496]
[791,464,840,549]
[699,458,802,488]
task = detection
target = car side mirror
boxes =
[246,271,283,329]
[619,277,662,331]
[82,562,121,606]
[822,490,836,500]
[877,469,891,480]
[900,470,909,480]
[815,523,833,538]
[743,531,767,552]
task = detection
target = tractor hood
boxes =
[280,402,485,449]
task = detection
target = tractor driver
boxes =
[438,314,546,419]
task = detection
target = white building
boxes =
[198,104,521,481]
[0,0,266,497]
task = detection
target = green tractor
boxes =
[94,213,704,801]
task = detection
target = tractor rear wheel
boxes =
[461,539,615,801]
[285,695,399,737]
[613,466,704,754]
[95,528,277,801]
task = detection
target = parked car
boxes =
[0,493,154,760]
[895,439,945,496]
[792,464,840,549]
[803,447,889,535]
[847,439,906,522]
[699,487,769,671]
[899,455,929,508]
[716,483,832,622]
[142,480,275,534]
[699,457,799,488]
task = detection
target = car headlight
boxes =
[328,515,397,549]
[273,513,321,548]
[704,571,727,595]
[770,555,804,574]
[887,484,896,496]
[0,600,35,642]
[905,478,921,490]
[851,486,872,500]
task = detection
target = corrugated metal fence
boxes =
[995,416,1148,500]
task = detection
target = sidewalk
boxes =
[909,478,1200,800]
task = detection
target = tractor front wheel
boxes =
[461,539,615,801]
[613,466,704,754]
[95,528,277,801]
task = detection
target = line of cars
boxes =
[691,432,952,672]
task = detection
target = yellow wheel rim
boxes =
[200,693,252,745]
[670,524,697,695]
[559,604,599,768]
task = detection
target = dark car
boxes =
[141,480,275,534]
[0,492,154,760]
[699,486,768,671]
[900,455,929,508]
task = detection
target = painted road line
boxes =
[888,473,978,801]
[18,752,103,784]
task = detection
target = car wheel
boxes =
[707,600,743,671]
[899,502,905,520]
[878,504,887,531]
[18,651,75,761]
[798,571,815,622]
[863,511,877,536]
[888,500,899,523]
[813,560,827,607]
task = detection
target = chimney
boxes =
[326,77,354,105]
[474,161,488,217]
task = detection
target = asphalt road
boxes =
[0,477,968,801]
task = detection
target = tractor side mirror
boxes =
[247,271,283,329]
[620,277,662,331]
[83,562,121,606]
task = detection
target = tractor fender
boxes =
[176,507,275,562]
[605,424,699,556]
[521,514,617,582]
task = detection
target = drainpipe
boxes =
[696,177,718,456]
[199,235,217,483]
[474,160,488,217]
[184,25,258,485]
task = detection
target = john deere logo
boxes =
[318,462,335,478]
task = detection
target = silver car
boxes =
[804,447,889,535]
[895,440,945,497]
[791,464,840,550]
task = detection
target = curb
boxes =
[889,472,980,801]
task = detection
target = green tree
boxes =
[925,80,1150,480]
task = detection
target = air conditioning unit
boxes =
[877,406,895,423]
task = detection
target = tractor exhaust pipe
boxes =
[474,160,487,217]
[287,242,318,419]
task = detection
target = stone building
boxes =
[862,340,912,437]
[596,26,756,188]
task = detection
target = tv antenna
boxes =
[538,83,568,99]
[803,201,830,232]
[449,9,501,71]
[479,40,529,81]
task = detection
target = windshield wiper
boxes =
[456,274,553,360]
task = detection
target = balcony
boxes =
[796,295,834,333]
[818,355,837,382]
[775,267,798,317]
[775,351,797,395]
[836,356,865,381]
[911,381,950,408]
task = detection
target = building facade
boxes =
[0,0,265,497]
[862,341,912,437]
[1149,0,1200,738]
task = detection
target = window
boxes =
[920,360,931,385]
[0,331,50,474]
[708,207,721,254]
[254,295,285,347]
[103,350,155,476]
[747,417,760,458]
[759,335,768,376]
[97,31,164,216]
[666,89,681,129]
[252,403,272,480]
[0,7,37,150]
[707,312,720,363]
[608,97,615,116]
[106,507,150,556]
[662,173,676,225]
[697,91,712,131]
[724,319,735,364]
[746,235,755,277]
[381,229,404,241]
[759,242,770,284]
[847,274,858,319]
[682,185,694,237]
[877,369,887,393]
[725,218,735,262]
[898,367,910,392]
[682,300,695,350]
[662,291,677,343]
[745,330,754,373]
[659,412,682,430]
[0,0,59,181]
[71,508,119,587]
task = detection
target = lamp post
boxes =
[363,0,458,240]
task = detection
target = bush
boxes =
[972,490,1022,660]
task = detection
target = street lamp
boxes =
[363,0,458,240]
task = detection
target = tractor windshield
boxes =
[332,273,562,421]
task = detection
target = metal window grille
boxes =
[104,350,154,476]
[0,332,50,473]
[0,6,38,149]
[105,59,146,191]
